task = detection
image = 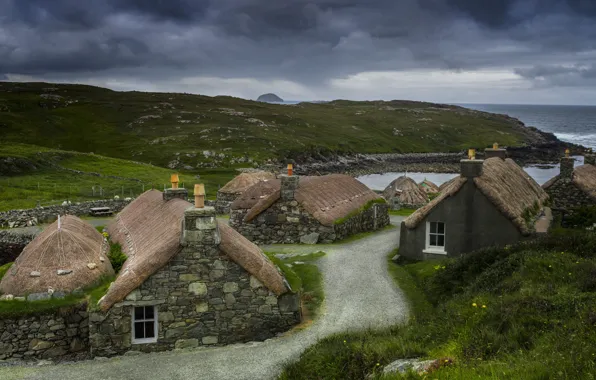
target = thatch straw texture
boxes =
[233,175,382,226]
[474,158,548,234]
[218,172,276,195]
[571,164,596,200]
[419,179,440,193]
[218,222,288,295]
[404,177,467,229]
[383,176,429,207]
[0,215,114,296]
[405,158,548,235]
[99,190,191,311]
[439,177,459,192]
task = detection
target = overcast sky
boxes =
[2,0,596,104]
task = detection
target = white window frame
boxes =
[424,221,447,255]
[131,305,158,344]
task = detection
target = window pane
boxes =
[430,234,437,246]
[438,235,445,247]
[144,322,155,338]
[438,223,445,234]
[430,222,437,233]
[134,306,144,320]
[134,322,145,339]
[145,306,154,320]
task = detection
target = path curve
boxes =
[0,217,408,380]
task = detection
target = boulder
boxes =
[300,233,320,245]
[382,359,437,375]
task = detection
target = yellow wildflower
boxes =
[482,305,487,309]
[472,303,477,307]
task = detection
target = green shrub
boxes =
[108,242,127,273]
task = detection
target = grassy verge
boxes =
[281,229,596,379]
[0,276,114,318]
[388,208,417,217]
[266,251,325,320]
[333,224,396,245]
[0,262,13,281]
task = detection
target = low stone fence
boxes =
[0,231,36,265]
[334,202,391,240]
[0,304,89,361]
[0,199,131,229]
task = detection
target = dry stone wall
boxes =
[0,231,35,265]
[214,192,238,215]
[0,199,131,229]
[230,199,390,245]
[545,179,595,223]
[0,304,89,361]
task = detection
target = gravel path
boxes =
[0,217,408,380]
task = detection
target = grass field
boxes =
[0,144,236,211]
[281,229,596,379]
[0,82,543,170]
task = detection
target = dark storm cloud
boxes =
[1,0,596,89]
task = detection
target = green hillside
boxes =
[0,144,235,211]
[0,82,546,169]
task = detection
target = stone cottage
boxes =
[89,188,300,357]
[0,215,114,299]
[229,174,389,244]
[215,171,276,214]
[543,150,596,218]
[399,148,551,260]
[383,176,429,210]
[418,179,439,194]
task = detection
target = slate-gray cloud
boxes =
[1,0,596,91]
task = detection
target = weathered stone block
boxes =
[223,282,239,293]
[300,233,319,244]
[195,302,208,313]
[188,282,207,296]
[180,274,200,282]
[175,339,199,350]
[202,336,218,345]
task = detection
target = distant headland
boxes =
[257,93,284,103]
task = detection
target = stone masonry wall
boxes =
[0,303,89,361]
[230,200,336,244]
[0,199,131,229]
[0,231,36,266]
[214,192,238,215]
[88,208,300,357]
[334,202,390,241]
[546,179,595,221]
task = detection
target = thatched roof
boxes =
[382,176,428,207]
[0,215,114,296]
[99,189,289,311]
[218,172,276,195]
[543,164,596,201]
[419,179,440,193]
[439,177,459,192]
[404,158,548,235]
[231,174,383,226]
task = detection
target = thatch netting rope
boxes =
[0,215,114,296]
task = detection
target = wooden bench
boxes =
[90,207,113,217]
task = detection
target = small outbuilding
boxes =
[399,148,551,260]
[230,174,389,244]
[215,171,276,214]
[543,151,596,220]
[418,179,439,194]
[383,176,429,210]
[89,188,300,357]
[0,215,114,299]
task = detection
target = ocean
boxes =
[358,103,596,189]
[459,104,596,150]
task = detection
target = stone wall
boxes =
[0,231,35,265]
[230,199,390,245]
[334,202,390,241]
[230,200,336,244]
[89,207,300,357]
[0,304,89,361]
[0,199,131,229]
[214,192,238,215]
[545,179,595,222]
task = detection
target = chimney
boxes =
[584,148,595,166]
[194,184,205,208]
[163,174,189,201]
[461,148,483,178]
[182,185,219,245]
[560,149,574,179]
[484,142,507,160]
[280,165,299,200]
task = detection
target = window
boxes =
[132,306,158,344]
[425,221,446,254]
